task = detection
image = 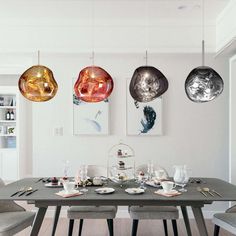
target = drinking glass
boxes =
[62,160,70,180]
[147,160,154,180]
[79,165,88,192]
[137,174,147,190]
[173,166,190,192]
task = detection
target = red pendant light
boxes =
[74,65,113,103]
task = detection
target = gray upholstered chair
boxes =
[212,205,236,236]
[129,164,179,236]
[0,178,35,236]
[67,165,117,236]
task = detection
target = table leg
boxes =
[181,206,192,236]
[30,207,48,236]
[51,206,61,236]
[191,206,208,236]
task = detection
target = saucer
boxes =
[95,187,115,194]
[145,181,161,188]
[125,188,145,195]
[59,189,80,195]
[159,189,179,195]
[45,183,63,188]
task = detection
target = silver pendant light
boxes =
[130,52,168,103]
[185,0,224,103]
[129,0,168,103]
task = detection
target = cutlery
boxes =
[35,178,44,183]
[42,178,50,183]
[197,187,207,197]
[18,187,33,196]
[10,187,25,197]
[202,187,215,196]
[26,189,38,196]
[211,189,223,197]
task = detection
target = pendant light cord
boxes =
[145,0,149,65]
[38,50,40,65]
[202,0,205,66]
[91,0,95,66]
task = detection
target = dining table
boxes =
[0,177,236,236]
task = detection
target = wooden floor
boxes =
[16,218,234,236]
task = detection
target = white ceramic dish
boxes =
[125,188,145,194]
[45,183,63,188]
[95,187,115,194]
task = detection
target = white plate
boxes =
[58,189,80,195]
[95,187,115,194]
[45,183,63,188]
[125,188,145,194]
[145,181,161,188]
[158,189,179,195]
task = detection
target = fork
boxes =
[18,187,33,196]
[197,187,207,197]
[10,187,25,197]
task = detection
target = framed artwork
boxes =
[126,79,163,136]
[72,80,109,135]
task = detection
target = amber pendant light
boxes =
[18,51,58,102]
[129,51,168,103]
[185,0,223,103]
[74,62,114,103]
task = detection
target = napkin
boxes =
[154,190,182,197]
[55,191,83,198]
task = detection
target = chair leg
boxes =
[132,219,139,236]
[163,219,168,236]
[78,219,84,236]
[214,225,220,236]
[68,219,74,236]
[171,220,178,236]
[107,219,114,236]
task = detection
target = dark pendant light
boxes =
[18,51,58,102]
[129,51,168,103]
[74,65,113,103]
[185,0,224,103]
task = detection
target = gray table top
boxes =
[0,178,236,206]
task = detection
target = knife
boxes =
[35,178,44,183]
[212,190,223,197]
[26,189,38,196]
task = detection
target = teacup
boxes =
[63,181,75,193]
[161,181,175,193]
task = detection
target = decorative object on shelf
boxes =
[7,126,16,135]
[185,0,223,103]
[18,51,58,102]
[74,53,114,103]
[5,110,10,120]
[127,79,162,136]
[108,141,135,187]
[129,53,168,103]
[73,79,109,135]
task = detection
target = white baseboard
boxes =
[42,207,223,220]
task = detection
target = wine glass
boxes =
[79,165,88,193]
[136,173,147,190]
[62,160,70,180]
[147,160,154,180]
[74,171,80,189]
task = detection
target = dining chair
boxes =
[67,165,117,236]
[0,178,35,236]
[128,164,179,236]
[212,205,236,236]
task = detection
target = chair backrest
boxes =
[226,205,236,213]
[136,164,169,178]
[0,178,25,213]
[87,165,107,178]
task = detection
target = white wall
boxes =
[31,53,229,178]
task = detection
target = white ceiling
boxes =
[0,0,230,22]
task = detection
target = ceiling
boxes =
[0,0,230,22]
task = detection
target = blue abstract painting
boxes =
[126,79,162,136]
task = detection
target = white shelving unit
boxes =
[0,86,19,181]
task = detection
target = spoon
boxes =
[202,188,214,196]
[197,187,207,197]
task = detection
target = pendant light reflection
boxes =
[74,65,114,103]
[18,51,58,102]
[129,52,168,103]
[185,0,224,103]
